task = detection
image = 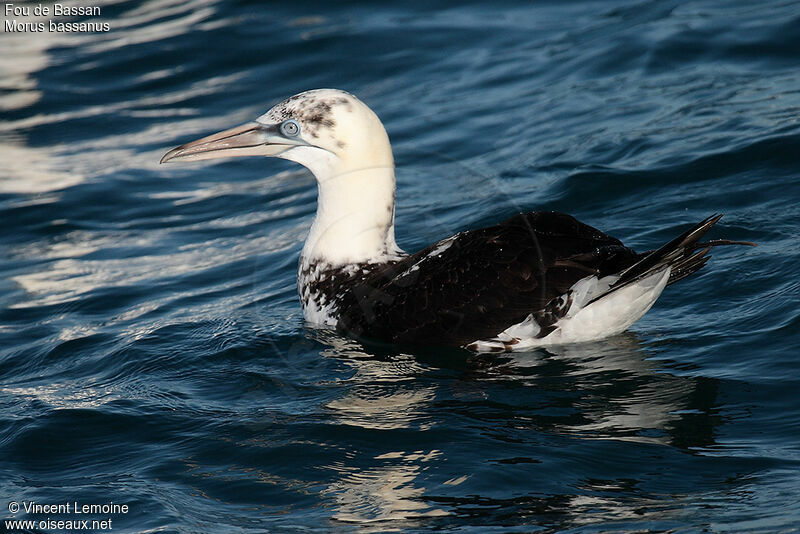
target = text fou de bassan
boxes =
[4,3,110,32]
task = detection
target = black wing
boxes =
[335,212,640,347]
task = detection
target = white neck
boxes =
[289,147,402,268]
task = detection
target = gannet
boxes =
[161,89,754,352]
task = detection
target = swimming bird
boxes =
[161,89,753,351]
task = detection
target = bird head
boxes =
[160,89,394,182]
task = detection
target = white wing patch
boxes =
[395,234,461,281]
[427,234,459,257]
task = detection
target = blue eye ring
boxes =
[280,119,301,137]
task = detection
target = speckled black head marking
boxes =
[303,100,335,127]
[336,97,353,110]
[267,94,348,139]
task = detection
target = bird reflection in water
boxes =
[309,329,720,527]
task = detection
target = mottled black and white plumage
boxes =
[161,89,754,352]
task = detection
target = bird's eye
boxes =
[280,119,300,137]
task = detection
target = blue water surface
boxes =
[2,1,800,532]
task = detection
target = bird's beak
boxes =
[160,122,303,164]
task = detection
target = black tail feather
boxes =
[616,213,722,286]
[587,214,753,305]
[667,245,712,285]
[698,238,758,248]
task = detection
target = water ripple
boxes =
[2,1,800,532]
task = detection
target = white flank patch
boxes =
[552,268,671,344]
[468,268,671,351]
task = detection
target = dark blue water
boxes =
[2,1,800,532]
